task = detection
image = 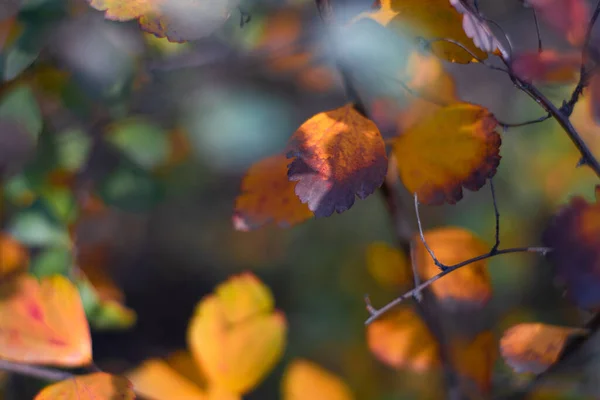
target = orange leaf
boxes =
[282,359,354,400]
[0,233,28,278]
[87,0,235,42]
[393,102,500,205]
[128,359,208,400]
[511,50,581,83]
[187,273,286,394]
[233,154,313,231]
[500,323,587,374]
[413,227,492,309]
[450,331,497,395]
[287,104,387,217]
[367,307,440,371]
[543,186,600,309]
[526,0,590,46]
[35,373,134,400]
[0,274,92,366]
[365,242,411,288]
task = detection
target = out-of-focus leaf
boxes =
[450,331,497,395]
[2,22,45,81]
[29,246,71,278]
[393,102,500,205]
[106,118,169,170]
[9,209,70,247]
[55,128,92,172]
[0,120,35,179]
[0,84,42,138]
[0,232,28,278]
[413,227,492,309]
[526,0,589,46]
[87,0,239,42]
[0,274,91,366]
[282,359,354,400]
[365,242,411,288]
[500,323,588,374]
[233,154,313,231]
[128,359,208,400]
[367,307,439,371]
[543,186,600,309]
[187,272,286,394]
[286,104,387,217]
[34,373,134,400]
[39,186,77,224]
[99,161,164,211]
[512,50,581,83]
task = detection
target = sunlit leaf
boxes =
[87,0,239,42]
[413,227,492,309]
[526,0,590,46]
[367,307,439,371]
[286,104,387,217]
[187,273,286,394]
[34,373,134,400]
[542,186,600,309]
[0,233,28,278]
[128,359,208,400]
[500,323,587,374]
[450,331,497,394]
[365,242,411,288]
[511,50,581,83]
[393,102,500,205]
[0,274,92,366]
[282,359,354,400]
[233,154,313,231]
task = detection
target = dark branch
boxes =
[490,179,500,254]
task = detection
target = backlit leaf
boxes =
[87,0,239,42]
[0,274,92,366]
[500,323,588,374]
[233,154,313,231]
[542,186,600,309]
[511,50,581,83]
[34,373,134,400]
[0,233,28,278]
[128,359,208,400]
[413,227,492,309]
[282,359,354,400]
[393,102,500,205]
[449,0,501,54]
[365,242,411,288]
[286,104,387,217]
[367,307,439,371]
[187,273,286,394]
[526,0,589,46]
[450,331,497,394]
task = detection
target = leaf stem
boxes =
[0,360,73,382]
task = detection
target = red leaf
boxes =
[526,0,590,46]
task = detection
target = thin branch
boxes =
[532,9,543,52]
[0,360,73,382]
[490,179,500,254]
[364,246,550,325]
[423,37,509,73]
[414,193,446,270]
[498,113,551,129]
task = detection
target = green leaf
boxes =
[55,128,92,171]
[99,162,164,212]
[106,118,169,169]
[39,186,77,224]
[2,23,45,81]
[30,246,72,277]
[0,84,42,138]
[9,208,69,247]
[75,277,136,331]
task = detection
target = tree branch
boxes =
[0,360,73,382]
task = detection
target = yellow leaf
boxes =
[365,242,411,288]
[188,273,286,394]
[367,307,439,371]
[35,373,134,400]
[128,359,208,400]
[0,233,28,278]
[287,104,387,217]
[282,359,354,400]
[500,323,588,374]
[394,102,500,205]
[413,227,492,309]
[450,331,497,395]
[0,274,92,366]
[233,154,313,231]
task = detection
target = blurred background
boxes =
[1,0,600,398]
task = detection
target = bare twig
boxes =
[532,9,543,52]
[490,179,500,254]
[498,113,551,129]
[414,193,446,270]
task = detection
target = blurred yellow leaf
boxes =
[188,273,286,394]
[282,359,354,400]
[500,323,587,374]
[128,359,208,400]
[413,227,492,309]
[35,373,134,400]
[0,232,28,278]
[365,242,411,288]
[0,274,92,366]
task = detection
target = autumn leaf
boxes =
[282,359,354,400]
[449,0,501,54]
[286,104,387,217]
[34,373,134,400]
[187,273,286,394]
[413,227,492,309]
[511,50,581,83]
[542,186,600,309]
[526,0,590,46]
[365,242,411,288]
[87,0,238,42]
[500,323,588,374]
[393,102,500,205]
[0,233,28,278]
[0,274,92,366]
[367,307,440,371]
[450,331,497,394]
[233,154,313,231]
